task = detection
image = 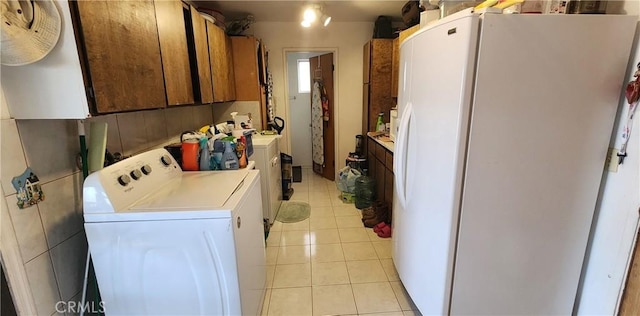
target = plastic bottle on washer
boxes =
[221,141,239,170]
[199,138,211,171]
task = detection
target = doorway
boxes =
[1,264,17,316]
[285,51,335,181]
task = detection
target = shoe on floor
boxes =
[373,222,387,233]
[361,206,376,222]
[364,214,386,228]
[376,223,391,238]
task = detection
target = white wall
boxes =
[578,1,640,314]
[248,22,373,178]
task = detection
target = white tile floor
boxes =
[262,169,421,316]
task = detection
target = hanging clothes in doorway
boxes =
[312,80,324,166]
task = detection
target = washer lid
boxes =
[251,134,280,148]
[131,169,249,211]
[84,170,251,223]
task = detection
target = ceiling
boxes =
[194,1,407,23]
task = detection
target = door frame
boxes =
[282,47,339,179]
[1,192,38,315]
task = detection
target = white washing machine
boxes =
[83,148,266,315]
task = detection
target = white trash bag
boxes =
[337,166,361,193]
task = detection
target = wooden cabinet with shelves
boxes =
[362,39,395,144]
[74,0,167,113]
[207,22,236,102]
[154,0,194,106]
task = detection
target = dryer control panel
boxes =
[83,149,182,214]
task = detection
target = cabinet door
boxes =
[367,151,376,178]
[375,158,385,203]
[154,0,193,106]
[189,6,214,104]
[207,21,227,102]
[207,22,228,103]
[76,1,166,113]
[225,35,237,101]
[384,167,393,207]
[231,36,260,101]
[366,137,376,170]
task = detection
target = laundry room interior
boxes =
[2,0,640,315]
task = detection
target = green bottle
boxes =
[376,112,384,132]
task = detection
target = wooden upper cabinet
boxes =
[231,36,261,101]
[75,1,166,113]
[207,22,235,102]
[154,0,193,106]
[189,6,214,104]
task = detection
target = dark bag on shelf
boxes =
[373,16,393,38]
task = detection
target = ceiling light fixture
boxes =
[301,4,331,28]
[303,8,317,22]
[321,14,331,27]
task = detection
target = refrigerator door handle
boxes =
[394,102,412,208]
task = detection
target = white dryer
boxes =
[251,135,282,224]
[83,149,266,315]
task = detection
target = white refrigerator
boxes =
[392,10,636,315]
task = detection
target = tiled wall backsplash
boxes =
[1,103,215,316]
[89,104,215,156]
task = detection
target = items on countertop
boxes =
[163,112,264,171]
[181,139,200,171]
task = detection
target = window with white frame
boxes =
[297,59,311,93]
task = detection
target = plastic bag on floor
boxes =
[337,166,361,193]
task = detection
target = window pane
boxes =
[298,60,310,93]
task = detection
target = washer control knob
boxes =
[130,169,142,180]
[141,165,152,175]
[160,155,172,166]
[117,175,131,186]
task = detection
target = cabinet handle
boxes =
[271,156,278,167]
[237,217,241,228]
